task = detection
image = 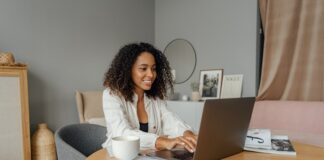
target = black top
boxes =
[139,122,148,132]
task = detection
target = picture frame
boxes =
[199,69,223,99]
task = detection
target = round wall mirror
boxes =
[164,39,197,84]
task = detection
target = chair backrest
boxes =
[55,123,107,160]
[249,100,324,147]
[75,91,104,123]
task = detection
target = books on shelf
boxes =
[244,129,296,156]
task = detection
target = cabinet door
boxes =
[0,67,30,160]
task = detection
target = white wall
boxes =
[0,0,155,131]
[155,0,258,97]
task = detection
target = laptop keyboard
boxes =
[172,150,194,160]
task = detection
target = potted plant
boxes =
[190,82,200,101]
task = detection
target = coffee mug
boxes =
[112,136,140,160]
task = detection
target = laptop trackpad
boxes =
[146,149,194,160]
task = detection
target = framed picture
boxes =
[199,69,223,99]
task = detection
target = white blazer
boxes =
[102,88,192,150]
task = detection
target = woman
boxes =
[102,42,197,153]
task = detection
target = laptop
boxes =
[147,97,255,160]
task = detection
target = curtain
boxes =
[257,0,324,101]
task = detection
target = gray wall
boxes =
[1,0,258,132]
[155,0,258,97]
[0,0,155,131]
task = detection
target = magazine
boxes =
[244,129,296,156]
[245,129,272,150]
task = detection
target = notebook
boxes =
[147,97,255,160]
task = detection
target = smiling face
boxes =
[131,52,157,95]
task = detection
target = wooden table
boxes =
[224,142,324,160]
[87,142,324,160]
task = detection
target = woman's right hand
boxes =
[155,136,196,153]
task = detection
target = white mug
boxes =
[111,136,140,160]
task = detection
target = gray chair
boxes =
[55,123,107,160]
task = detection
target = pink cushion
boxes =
[249,100,324,147]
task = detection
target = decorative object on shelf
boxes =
[181,95,189,101]
[31,123,57,160]
[0,51,26,67]
[199,69,223,100]
[221,74,243,98]
[171,69,176,82]
[0,51,15,65]
[190,82,200,101]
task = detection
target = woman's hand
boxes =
[183,130,198,151]
[183,130,198,144]
[155,134,197,153]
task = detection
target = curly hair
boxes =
[103,42,174,102]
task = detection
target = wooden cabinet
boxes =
[0,66,31,160]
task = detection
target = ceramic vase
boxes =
[191,91,200,101]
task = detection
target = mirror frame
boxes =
[163,39,197,84]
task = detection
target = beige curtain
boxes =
[257,0,324,101]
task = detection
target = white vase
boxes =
[191,91,200,101]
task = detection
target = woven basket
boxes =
[31,123,57,160]
[0,52,15,64]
